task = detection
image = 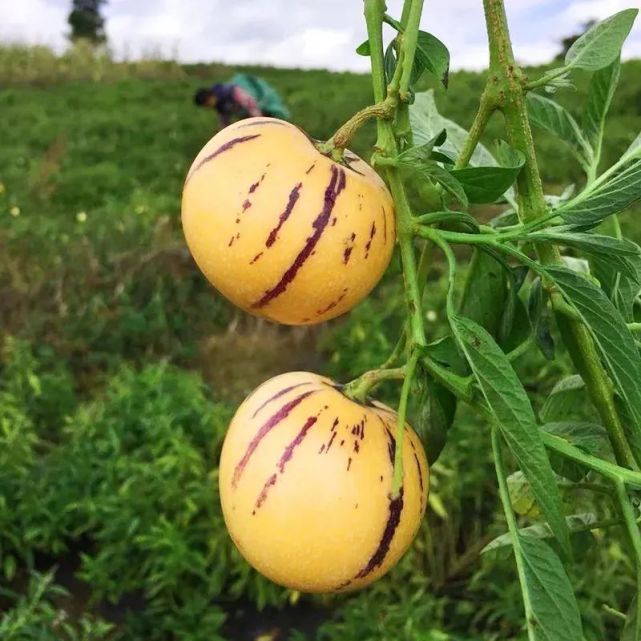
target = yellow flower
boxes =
[9,206,20,217]
[76,211,87,223]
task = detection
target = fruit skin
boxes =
[181,118,395,325]
[219,371,429,593]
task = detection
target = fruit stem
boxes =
[392,351,420,496]
[319,99,397,158]
[343,366,407,403]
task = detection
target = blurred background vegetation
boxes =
[0,37,640,640]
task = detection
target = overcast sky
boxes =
[2,0,640,72]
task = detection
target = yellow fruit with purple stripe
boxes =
[219,371,429,593]
[181,118,395,325]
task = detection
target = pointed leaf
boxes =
[422,162,468,206]
[528,278,555,361]
[450,144,524,204]
[410,90,497,167]
[545,266,641,463]
[529,231,641,280]
[518,535,584,641]
[582,59,620,163]
[565,9,638,71]
[459,250,508,338]
[557,158,641,226]
[483,513,598,553]
[451,315,571,556]
[540,375,597,424]
[356,40,370,56]
[415,31,450,87]
[527,93,591,166]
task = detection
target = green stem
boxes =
[364,0,393,150]
[507,336,535,362]
[400,0,413,27]
[398,0,424,99]
[615,480,641,641]
[388,170,427,347]
[491,425,535,639]
[482,0,637,471]
[454,90,497,169]
[343,366,406,403]
[526,66,569,91]
[380,331,407,369]
[542,432,641,488]
[392,351,419,495]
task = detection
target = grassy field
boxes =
[1,46,640,640]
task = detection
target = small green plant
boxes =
[0,570,113,641]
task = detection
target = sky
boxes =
[2,0,641,72]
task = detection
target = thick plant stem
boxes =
[365,0,426,349]
[398,0,424,98]
[365,0,427,496]
[387,169,427,348]
[482,0,638,471]
[364,0,394,152]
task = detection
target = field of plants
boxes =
[1,34,641,640]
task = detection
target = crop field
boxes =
[1,42,641,640]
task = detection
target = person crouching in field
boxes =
[194,73,290,129]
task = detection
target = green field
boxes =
[1,46,641,640]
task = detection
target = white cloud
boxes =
[0,0,639,71]
[0,0,67,50]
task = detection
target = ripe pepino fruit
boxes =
[219,371,428,593]
[181,118,395,325]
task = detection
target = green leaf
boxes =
[557,158,641,226]
[459,250,509,339]
[540,375,597,424]
[542,421,614,481]
[499,266,529,348]
[589,232,641,322]
[526,93,591,166]
[508,471,540,517]
[398,129,447,164]
[582,59,621,165]
[545,266,641,463]
[356,40,370,56]
[422,335,469,376]
[623,133,641,161]
[528,278,555,361]
[565,9,638,71]
[408,365,456,465]
[529,231,641,281]
[384,42,397,85]
[519,535,583,641]
[421,162,468,206]
[451,315,571,556]
[410,90,497,167]
[414,31,450,88]
[483,513,598,553]
[450,145,524,204]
